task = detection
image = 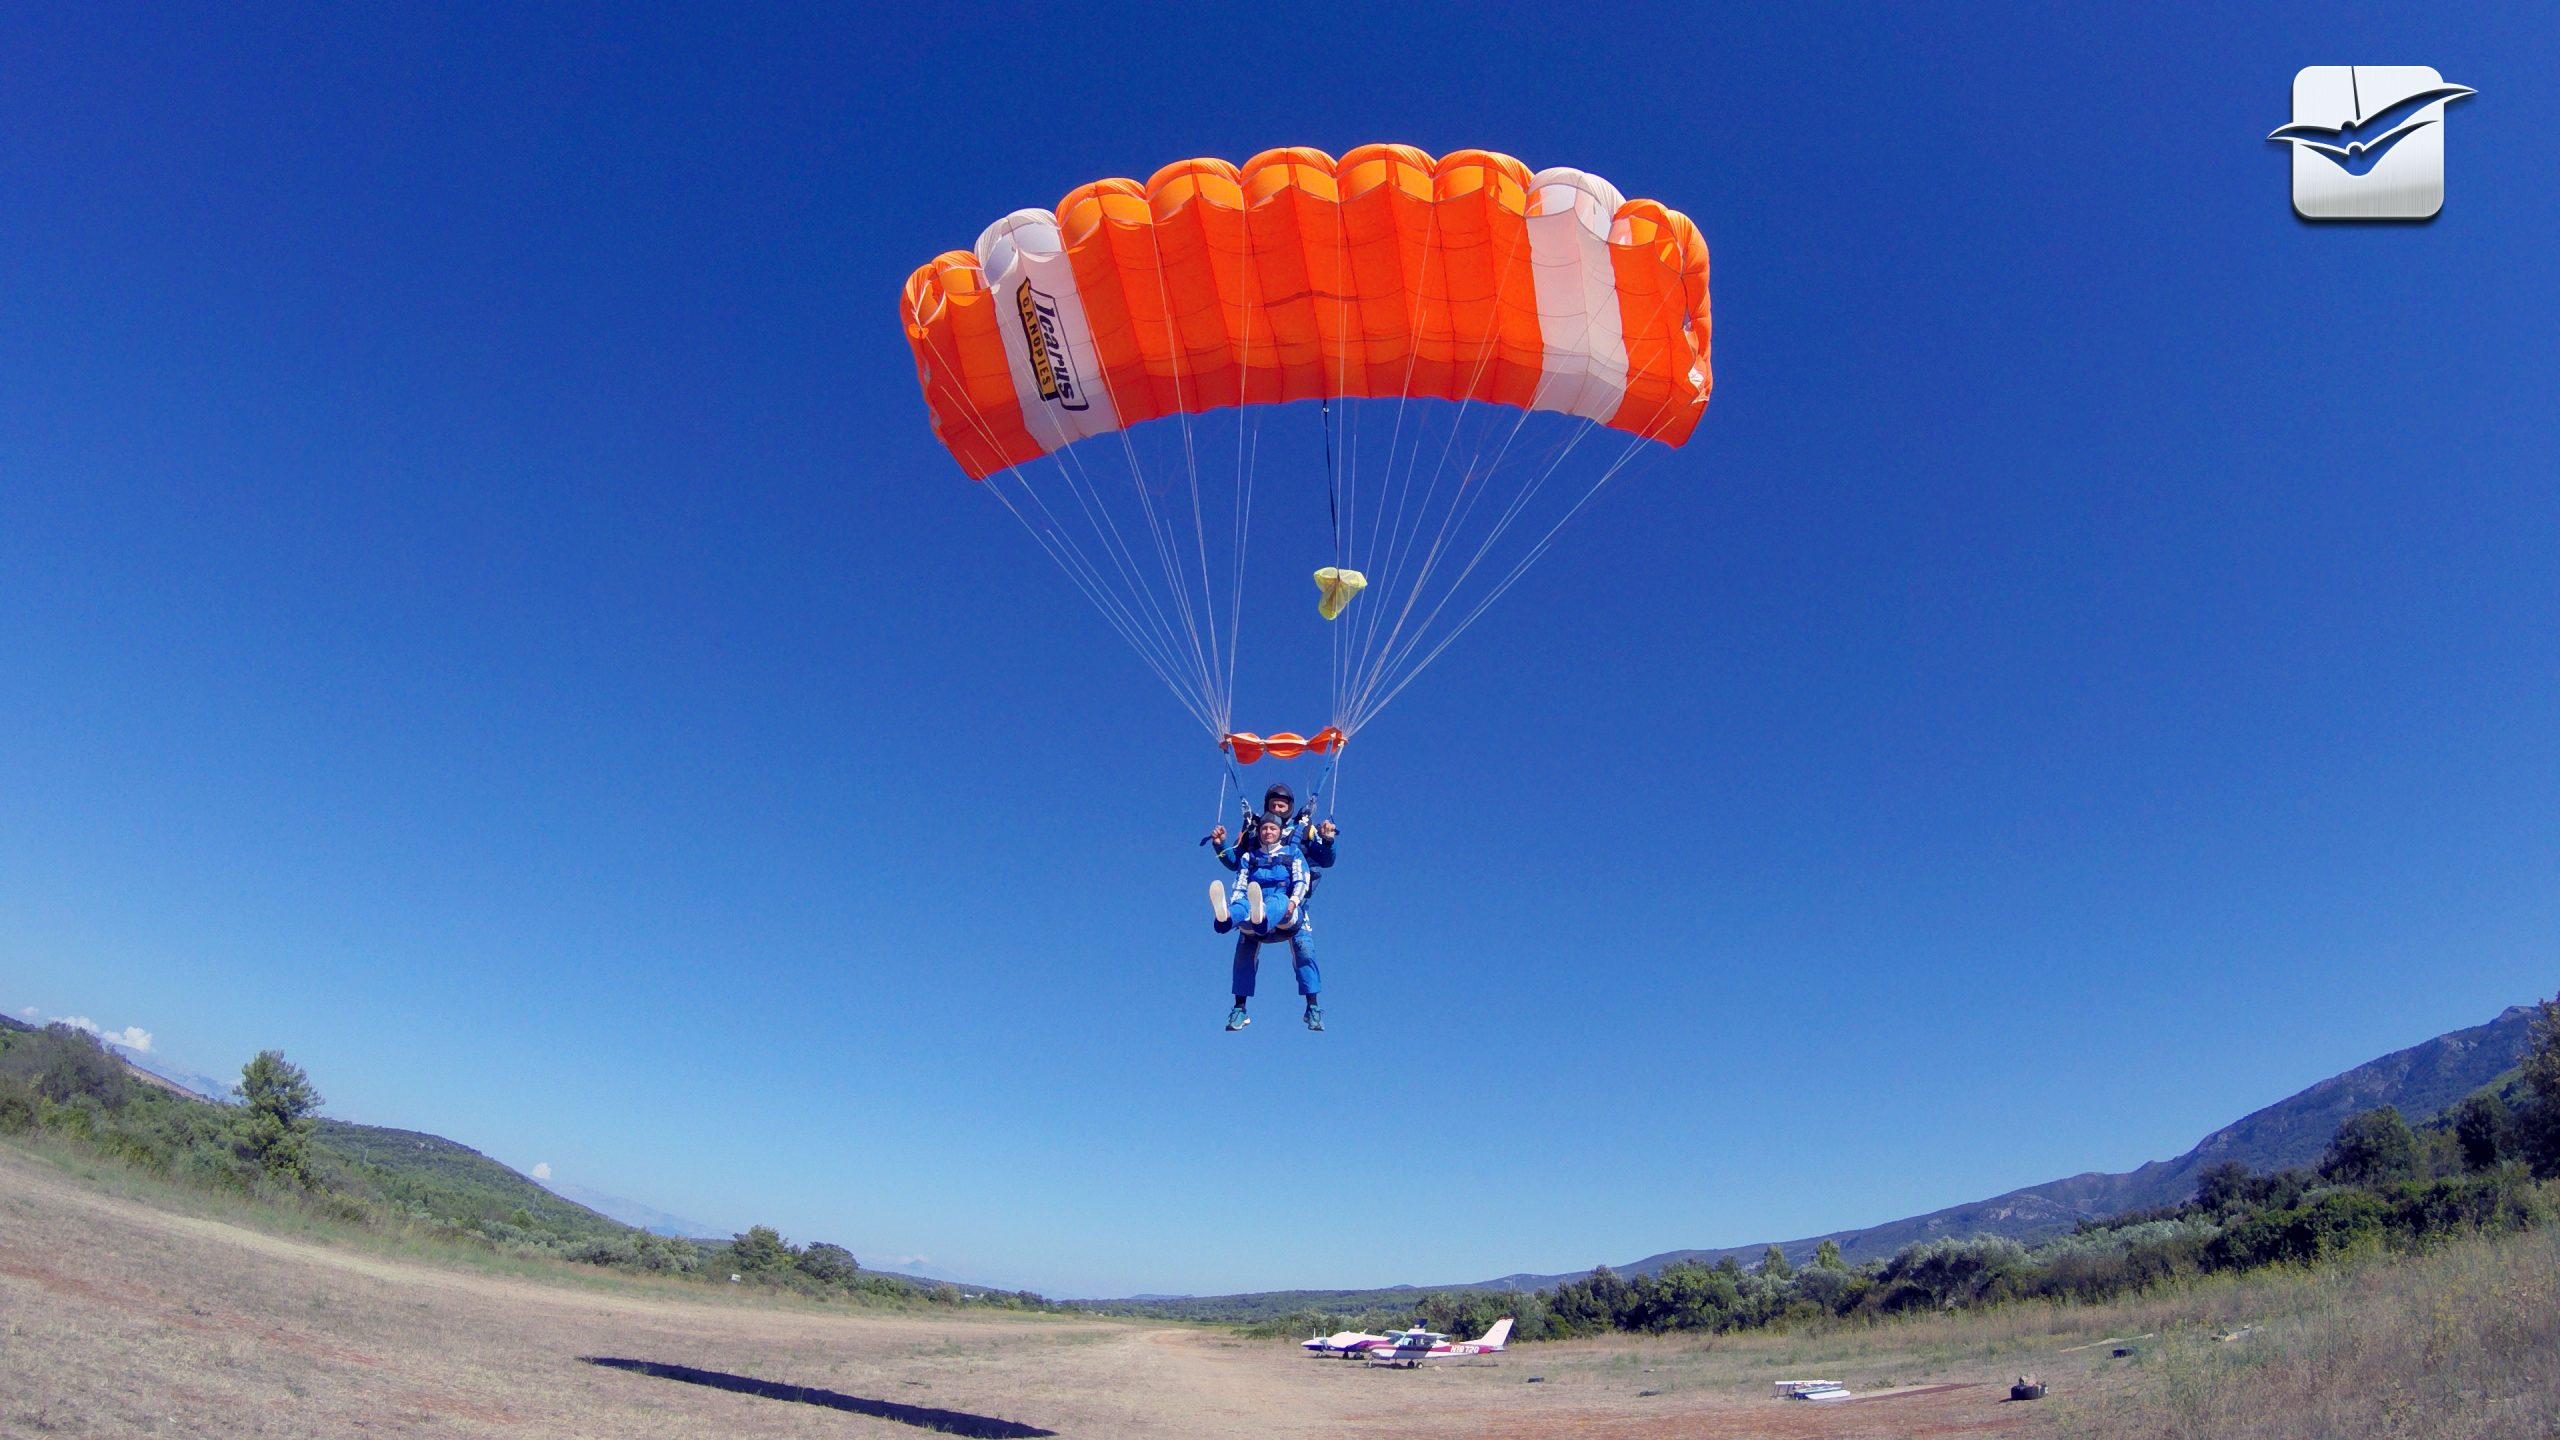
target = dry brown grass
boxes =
[0,1140,2050,1438]
[5,1135,2547,1438]
[2055,1225,2560,1439]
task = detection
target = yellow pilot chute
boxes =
[1313,567,1368,621]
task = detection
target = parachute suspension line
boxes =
[1327,189,1362,732]
[998,468,1180,690]
[1324,395,1346,739]
[1140,213,1231,737]
[983,472,1218,733]
[1342,414,1598,729]
[1335,210,1533,736]
[1047,222,1220,735]
[1222,208,1268,738]
[1040,443,1202,700]
[989,489,1202,729]
[1344,276,1697,732]
[1228,407,1261,725]
[1353,424,1661,732]
[1349,195,1445,705]
[915,368,1212,730]
[1344,406,1578,723]
[1117,424,1222,734]
[1097,410,1219,726]
[1026,400,1222,730]
[948,244,1220,735]
[1346,392,1540,714]
[1347,199,1509,738]
[1069,256,1223,734]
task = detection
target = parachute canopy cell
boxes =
[902,145,1712,480]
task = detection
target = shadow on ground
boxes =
[582,1357,1058,1437]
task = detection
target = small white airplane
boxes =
[1360,1317,1515,1367]
[1301,1328,1392,1357]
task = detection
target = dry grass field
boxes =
[1,1141,2073,1438]
[6,1137,2551,1438]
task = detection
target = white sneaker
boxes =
[1245,882,1265,927]
[1209,880,1229,922]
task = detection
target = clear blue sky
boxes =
[3,4,2553,1297]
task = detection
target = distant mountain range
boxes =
[1476,1002,2541,1288]
[537,1179,717,1239]
[1092,1002,2542,1310]
[105,1042,237,1104]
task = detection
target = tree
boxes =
[2195,1160,2252,1214]
[2449,1092,2514,1172]
[1550,1265,1633,1333]
[798,1241,859,1284]
[1758,1244,1793,1279]
[1631,1261,1739,1332]
[731,1225,794,1273]
[231,1050,322,1184]
[2319,1107,2420,1188]
[2517,994,2560,1177]
[1418,1289,1514,1340]
[1811,1239,1846,1271]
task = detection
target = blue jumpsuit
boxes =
[1216,818,1334,1001]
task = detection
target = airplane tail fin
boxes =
[1474,1317,1514,1350]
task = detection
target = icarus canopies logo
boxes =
[1014,281,1089,410]
[2270,66,2475,220]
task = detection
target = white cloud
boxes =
[15,1007,32,1020]
[50,1015,153,1053]
[531,1162,552,1181]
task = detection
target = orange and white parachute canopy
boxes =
[902,145,1711,480]
[901,145,1712,757]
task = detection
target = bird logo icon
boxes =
[2271,67,2475,219]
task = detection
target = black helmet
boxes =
[1262,783,1295,812]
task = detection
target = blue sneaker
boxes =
[1225,1005,1250,1032]
[1303,1004,1324,1032]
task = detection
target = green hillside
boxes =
[0,1022,1031,1312]
[314,1118,632,1248]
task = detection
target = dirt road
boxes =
[1,1146,2049,1437]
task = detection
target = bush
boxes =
[0,1025,130,1107]
[1873,1236,2030,1313]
